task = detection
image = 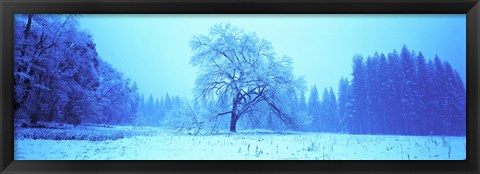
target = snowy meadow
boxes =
[13,14,466,160]
[15,126,465,160]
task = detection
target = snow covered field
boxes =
[14,127,466,160]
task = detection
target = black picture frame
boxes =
[1,0,479,173]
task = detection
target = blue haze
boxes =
[78,14,466,99]
[13,14,467,160]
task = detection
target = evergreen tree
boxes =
[159,96,165,119]
[297,89,311,130]
[164,93,172,113]
[451,70,466,136]
[319,88,330,132]
[365,54,380,134]
[443,63,465,135]
[139,94,146,115]
[129,82,140,124]
[414,52,429,135]
[386,50,403,134]
[424,59,438,134]
[328,87,338,132]
[341,46,465,136]
[351,54,367,134]
[147,94,154,117]
[299,90,307,112]
[399,45,418,135]
[308,85,321,131]
[155,98,160,119]
[433,55,447,134]
[377,53,389,134]
[338,77,352,133]
[174,95,181,108]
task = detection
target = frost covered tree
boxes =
[95,60,138,124]
[14,14,100,124]
[190,23,303,132]
[14,14,141,126]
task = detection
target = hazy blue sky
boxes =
[78,14,466,100]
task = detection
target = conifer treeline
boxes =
[306,45,466,136]
[135,93,183,126]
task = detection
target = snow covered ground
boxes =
[14,127,466,160]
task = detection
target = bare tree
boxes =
[190,23,302,132]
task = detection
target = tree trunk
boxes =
[24,14,33,39]
[230,96,240,132]
[230,112,238,132]
[30,112,39,124]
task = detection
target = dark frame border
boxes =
[1,0,479,173]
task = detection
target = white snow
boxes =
[14,127,466,160]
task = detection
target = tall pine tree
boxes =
[308,85,321,131]
[351,55,367,134]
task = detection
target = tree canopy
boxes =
[190,23,304,132]
[14,14,140,125]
